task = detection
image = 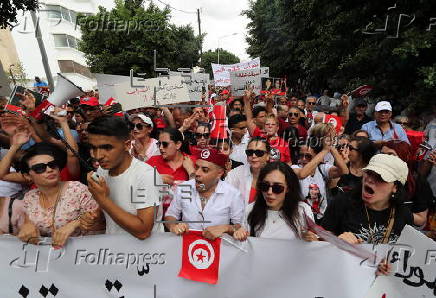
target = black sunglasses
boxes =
[299,153,312,160]
[288,112,299,117]
[349,145,359,151]
[29,160,59,174]
[307,102,316,105]
[157,141,171,148]
[259,181,285,194]
[337,144,349,150]
[195,133,210,139]
[245,149,267,157]
[131,123,150,130]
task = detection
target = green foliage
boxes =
[78,1,202,77]
[0,0,39,29]
[200,49,240,74]
[244,0,436,110]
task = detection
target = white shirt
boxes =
[166,179,244,230]
[225,164,253,207]
[97,158,163,235]
[229,131,250,165]
[291,164,333,219]
[0,149,23,198]
[130,138,160,162]
[244,202,314,240]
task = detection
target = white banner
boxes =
[169,72,210,102]
[365,226,436,298]
[230,68,262,96]
[0,233,377,297]
[95,74,190,110]
[211,57,260,86]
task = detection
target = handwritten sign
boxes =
[96,73,190,110]
[365,225,436,298]
[230,68,262,96]
[211,57,260,86]
[169,72,210,102]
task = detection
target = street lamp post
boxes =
[217,33,238,64]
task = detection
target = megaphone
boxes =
[30,73,85,119]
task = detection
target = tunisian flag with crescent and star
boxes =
[178,231,221,284]
[209,103,228,140]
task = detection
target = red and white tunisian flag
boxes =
[209,104,228,140]
[350,85,373,98]
[323,114,343,133]
[178,231,221,284]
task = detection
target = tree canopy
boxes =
[244,0,436,109]
[0,0,38,29]
[79,0,202,77]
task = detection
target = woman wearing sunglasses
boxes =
[190,123,211,155]
[233,162,313,240]
[225,137,270,206]
[17,142,102,247]
[129,114,159,162]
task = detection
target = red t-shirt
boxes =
[249,187,257,204]
[268,137,291,163]
[251,126,268,138]
[147,154,196,182]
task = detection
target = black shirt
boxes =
[337,172,362,193]
[321,193,413,244]
[344,113,372,135]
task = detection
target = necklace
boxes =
[39,183,65,231]
[364,205,395,244]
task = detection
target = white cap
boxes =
[129,114,153,128]
[362,154,408,185]
[375,101,392,112]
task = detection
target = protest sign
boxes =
[0,233,376,297]
[261,77,286,95]
[169,72,210,101]
[96,73,190,110]
[229,68,262,96]
[211,57,260,86]
[365,225,436,298]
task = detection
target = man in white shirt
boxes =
[86,116,163,239]
[228,114,250,165]
[165,148,244,240]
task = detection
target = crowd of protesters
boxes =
[0,81,435,275]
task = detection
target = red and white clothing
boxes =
[268,136,291,163]
[166,179,244,230]
[225,164,253,207]
[130,138,160,162]
[147,154,196,182]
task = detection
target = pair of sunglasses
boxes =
[259,181,285,194]
[299,153,312,160]
[245,149,267,157]
[195,133,210,139]
[288,112,299,117]
[132,123,150,130]
[307,102,316,105]
[29,160,59,174]
[337,144,349,150]
[157,141,171,148]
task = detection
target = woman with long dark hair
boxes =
[233,162,313,240]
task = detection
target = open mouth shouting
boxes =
[362,184,375,201]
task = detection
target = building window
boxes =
[45,5,92,24]
[53,34,79,49]
[58,60,93,79]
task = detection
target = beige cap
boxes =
[362,154,408,185]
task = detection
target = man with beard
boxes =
[164,148,244,240]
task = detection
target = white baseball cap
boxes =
[362,154,408,185]
[374,101,392,112]
[129,114,153,128]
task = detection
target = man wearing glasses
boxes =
[305,96,317,126]
[164,148,244,240]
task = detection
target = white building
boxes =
[8,0,104,91]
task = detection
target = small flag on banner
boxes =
[178,231,221,284]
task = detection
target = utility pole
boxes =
[31,11,54,90]
[197,8,202,64]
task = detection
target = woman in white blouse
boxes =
[233,162,314,240]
